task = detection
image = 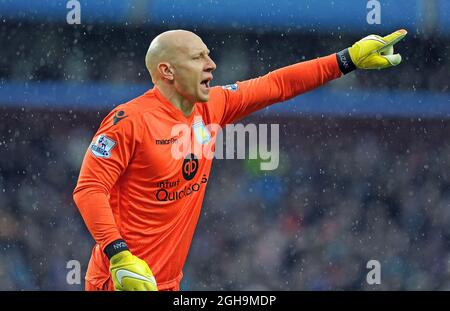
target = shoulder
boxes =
[205,83,240,108]
[102,90,161,126]
[208,83,241,103]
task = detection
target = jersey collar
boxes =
[153,86,197,123]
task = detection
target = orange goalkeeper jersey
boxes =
[73,54,341,290]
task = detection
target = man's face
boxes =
[171,37,217,103]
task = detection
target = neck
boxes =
[155,82,195,117]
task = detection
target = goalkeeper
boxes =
[73,29,407,291]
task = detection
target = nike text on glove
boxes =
[105,239,158,291]
[336,29,407,74]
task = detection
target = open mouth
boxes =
[200,78,212,90]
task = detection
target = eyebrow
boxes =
[192,49,210,56]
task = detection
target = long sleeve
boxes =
[208,53,342,126]
[73,107,141,250]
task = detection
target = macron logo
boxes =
[116,269,157,287]
[155,137,178,145]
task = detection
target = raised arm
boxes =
[209,29,407,126]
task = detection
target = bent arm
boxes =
[73,108,140,251]
[73,184,122,250]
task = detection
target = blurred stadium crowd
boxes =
[0,22,449,92]
[187,118,450,290]
[1,109,449,290]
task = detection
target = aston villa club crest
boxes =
[192,118,211,145]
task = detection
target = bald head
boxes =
[145,30,204,82]
[144,29,216,106]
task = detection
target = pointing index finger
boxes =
[382,29,408,46]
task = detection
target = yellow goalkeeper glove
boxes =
[105,239,158,291]
[336,29,407,74]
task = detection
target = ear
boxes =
[158,62,174,81]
